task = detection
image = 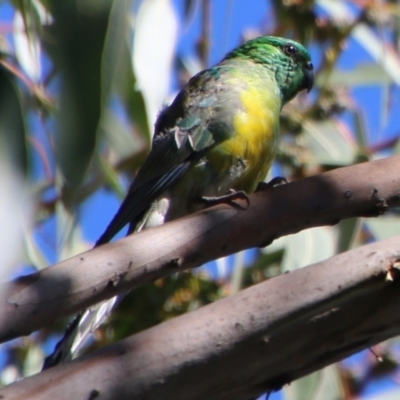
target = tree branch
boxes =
[1,235,400,399]
[1,155,400,344]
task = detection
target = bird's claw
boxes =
[200,189,250,210]
[255,176,287,192]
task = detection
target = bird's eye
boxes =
[284,45,298,56]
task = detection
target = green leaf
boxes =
[22,343,44,378]
[24,231,49,270]
[302,119,357,166]
[0,155,33,281]
[100,109,146,161]
[281,226,336,272]
[337,217,362,253]
[365,216,400,241]
[316,64,393,87]
[47,0,113,188]
[230,251,246,294]
[284,366,344,400]
[284,371,322,400]
[101,0,132,107]
[97,155,125,199]
[101,0,150,141]
[0,65,28,175]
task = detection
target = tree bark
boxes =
[1,235,400,399]
[1,155,400,344]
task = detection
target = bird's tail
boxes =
[42,296,119,370]
[42,196,160,369]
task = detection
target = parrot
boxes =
[43,35,313,369]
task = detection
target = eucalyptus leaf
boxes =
[24,231,49,270]
[316,64,393,87]
[97,156,125,199]
[56,188,89,260]
[0,155,32,282]
[100,109,145,161]
[302,119,356,166]
[22,344,44,379]
[281,226,336,272]
[337,217,362,253]
[101,0,132,107]
[0,65,28,175]
[284,366,344,400]
[48,0,113,188]
[284,371,322,400]
[366,216,400,241]
[133,0,179,134]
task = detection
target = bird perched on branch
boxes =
[43,35,313,369]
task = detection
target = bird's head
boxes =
[225,36,314,104]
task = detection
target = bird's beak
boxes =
[304,61,314,93]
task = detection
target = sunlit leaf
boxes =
[302,119,357,166]
[101,0,150,141]
[0,365,19,386]
[317,64,392,87]
[13,0,51,83]
[281,226,336,272]
[230,251,246,294]
[133,0,179,133]
[0,155,33,285]
[24,231,49,270]
[22,343,44,378]
[13,9,41,83]
[366,216,400,241]
[285,366,344,400]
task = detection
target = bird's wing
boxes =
[95,135,193,245]
[95,67,231,246]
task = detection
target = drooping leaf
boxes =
[101,0,150,146]
[302,119,357,166]
[337,217,362,253]
[133,0,179,134]
[317,64,393,87]
[285,365,345,400]
[366,216,400,242]
[0,154,33,283]
[0,65,28,175]
[46,0,113,189]
[281,226,336,272]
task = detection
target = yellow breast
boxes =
[208,84,281,193]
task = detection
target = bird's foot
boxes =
[255,176,287,192]
[200,189,250,210]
